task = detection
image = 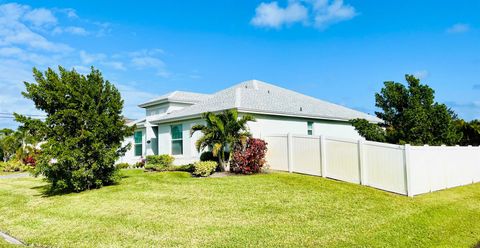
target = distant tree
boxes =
[0,128,20,162]
[351,75,462,145]
[191,109,255,172]
[16,66,134,192]
[456,119,480,146]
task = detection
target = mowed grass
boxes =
[1,170,480,247]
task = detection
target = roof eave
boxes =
[149,107,381,124]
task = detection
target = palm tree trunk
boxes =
[218,154,230,172]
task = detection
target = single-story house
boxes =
[119,80,381,165]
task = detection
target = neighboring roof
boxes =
[138,91,212,108]
[148,80,382,124]
[127,118,146,127]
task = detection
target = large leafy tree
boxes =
[351,75,462,145]
[191,109,255,172]
[16,66,134,192]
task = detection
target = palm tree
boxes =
[191,109,255,172]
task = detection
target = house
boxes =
[119,80,381,165]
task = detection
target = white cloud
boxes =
[251,0,357,30]
[251,1,308,28]
[0,3,72,52]
[413,70,429,80]
[0,3,172,127]
[23,8,57,26]
[312,0,356,29]
[446,23,470,34]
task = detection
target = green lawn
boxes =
[0,170,479,247]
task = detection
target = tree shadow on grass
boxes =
[30,174,130,197]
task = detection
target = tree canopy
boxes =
[16,66,134,192]
[351,75,462,145]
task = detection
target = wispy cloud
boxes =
[446,23,470,34]
[413,70,429,80]
[0,2,160,127]
[251,0,357,30]
[53,26,89,36]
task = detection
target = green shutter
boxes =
[134,131,142,156]
[171,125,183,139]
[134,131,142,143]
[171,125,183,155]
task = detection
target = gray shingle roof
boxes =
[149,80,381,123]
[138,91,212,107]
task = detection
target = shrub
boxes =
[134,158,146,168]
[200,151,230,171]
[193,161,217,177]
[0,160,27,172]
[172,164,194,172]
[146,155,174,167]
[230,138,267,174]
[145,155,174,171]
[200,151,215,162]
[116,163,130,169]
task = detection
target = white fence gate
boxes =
[264,134,480,196]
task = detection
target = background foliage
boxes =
[351,75,462,145]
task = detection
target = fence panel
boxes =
[263,133,480,197]
[409,146,480,195]
[292,135,321,176]
[364,141,406,194]
[264,135,289,171]
[324,137,360,184]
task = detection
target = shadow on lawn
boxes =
[31,174,130,197]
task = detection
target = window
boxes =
[307,121,313,135]
[134,131,142,156]
[171,124,183,155]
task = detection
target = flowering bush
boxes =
[23,155,36,167]
[230,138,267,174]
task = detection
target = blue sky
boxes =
[0,0,479,128]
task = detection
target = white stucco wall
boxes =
[157,118,205,165]
[118,127,146,165]
[119,113,361,166]
[246,114,361,140]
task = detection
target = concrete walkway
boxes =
[0,231,24,245]
[0,173,29,179]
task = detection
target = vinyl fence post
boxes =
[287,133,293,173]
[404,144,413,197]
[320,135,327,177]
[358,139,367,185]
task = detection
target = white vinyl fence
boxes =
[264,134,480,196]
